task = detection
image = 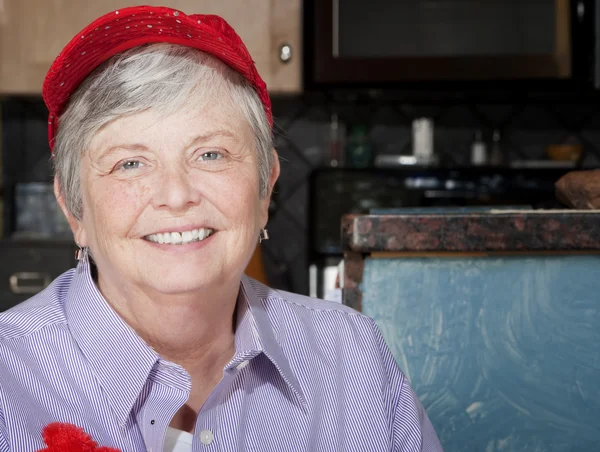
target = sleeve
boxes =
[367,318,444,451]
[0,400,9,452]
[393,379,443,452]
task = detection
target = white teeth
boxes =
[145,228,214,245]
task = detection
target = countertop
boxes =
[341,209,600,253]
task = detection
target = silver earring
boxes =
[259,228,269,243]
[75,246,88,262]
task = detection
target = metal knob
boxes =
[279,43,292,63]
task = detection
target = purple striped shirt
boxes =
[0,260,442,451]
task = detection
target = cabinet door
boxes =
[0,0,301,94]
[0,241,76,312]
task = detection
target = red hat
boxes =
[42,5,272,151]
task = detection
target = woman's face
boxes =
[60,99,278,296]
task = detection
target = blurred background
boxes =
[1,0,599,300]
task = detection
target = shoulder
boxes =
[247,277,376,334]
[249,281,444,450]
[0,271,75,449]
[0,269,73,343]
[246,277,363,317]
[247,278,398,380]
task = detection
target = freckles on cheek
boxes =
[91,180,149,226]
[222,166,260,198]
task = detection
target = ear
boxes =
[54,176,88,247]
[260,149,280,226]
[266,149,280,199]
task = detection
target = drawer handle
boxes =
[9,272,51,294]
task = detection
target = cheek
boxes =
[85,178,150,235]
[212,169,262,221]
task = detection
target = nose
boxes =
[153,166,201,212]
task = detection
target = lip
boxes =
[143,224,215,236]
[142,230,217,252]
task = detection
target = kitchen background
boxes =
[2,3,599,450]
[1,0,599,301]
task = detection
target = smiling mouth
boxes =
[144,228,215,245]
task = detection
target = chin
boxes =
[142,264,227,294]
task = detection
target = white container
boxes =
[471,131,487,166]
[412,118,434,164]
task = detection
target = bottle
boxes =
[327,113,346,167]
[346,125,373,168]
[489,129,504,166]
[471,130,487,166]
[412,118,434,165]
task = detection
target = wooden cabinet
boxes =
[0,240,76,311]
[341,212,600,450]
[0,0,301,94]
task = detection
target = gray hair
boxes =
[54,43,274,220]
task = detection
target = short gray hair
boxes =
[54,43,274,220]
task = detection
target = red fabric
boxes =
[42,5,272,150]
[38,423,121,452]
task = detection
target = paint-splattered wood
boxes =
[361,254,600,451]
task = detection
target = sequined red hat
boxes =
[42,5,272,151]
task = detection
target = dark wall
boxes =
[265,91,600,294]
[3,92,600,294]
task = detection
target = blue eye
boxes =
[120,160,143,170]
[200,151,222,161]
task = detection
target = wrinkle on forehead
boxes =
[90,83,242,143]
[87,97,253,162]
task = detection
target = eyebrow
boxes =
[188,130,238,146]
[94,130,239,163]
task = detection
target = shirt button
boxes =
[200,429,214,445]
[236,360,249,371]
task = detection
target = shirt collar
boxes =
[64,261,307,428]
[64,260,160,428]
[233,276,307,410]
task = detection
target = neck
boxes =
[95,267,238,367]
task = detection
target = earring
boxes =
[259,228,270,243]
[75,246,88,262]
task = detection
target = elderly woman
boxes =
[0,6,442,452]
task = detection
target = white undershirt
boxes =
[163,427,193,452]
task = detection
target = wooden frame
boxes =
[312,0,574,84]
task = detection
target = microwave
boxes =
[306,0,599,88]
